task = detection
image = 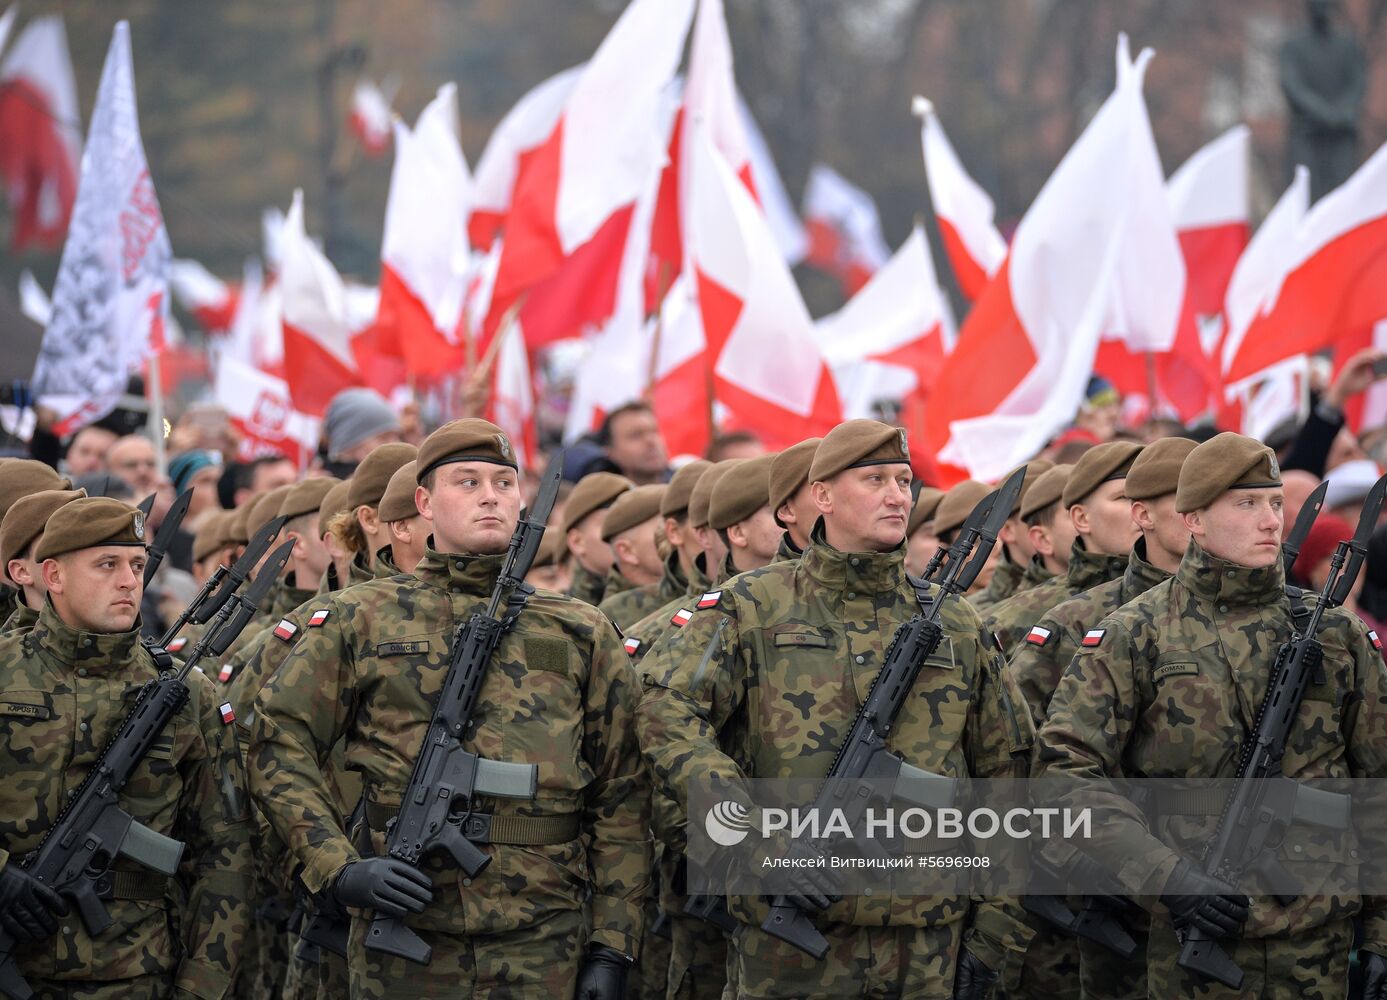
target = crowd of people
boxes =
[0,357,1385,1000]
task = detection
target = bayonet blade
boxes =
[136,493,156,518]
[143,489,193,586]
[1282,481,1327,576]
[1329,473,1387,607]
[241,538,295,611]
[196,514,287,623]
[527,450,565,529]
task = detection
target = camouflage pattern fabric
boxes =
[600,552,689,633]
[637,526,1036,987]
[568,562,607,606]
[1036,540,1387,992]
[0,603,252,997]
[985,541,1126,656]
[1144,914,1351,999]
[776,532,803,564]
[217,578,317,691]
[249,545,652,990]
[618,557,718,666]
[1,601,39,635]
[970,553,1025,614]
[0,585,16,628]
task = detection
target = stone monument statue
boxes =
[1279,0,1366,201]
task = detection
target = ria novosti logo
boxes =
[704,801,752,846]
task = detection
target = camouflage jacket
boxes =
[215,575,317,690]
[636,529,1035,971]
[970,553,1026,614]
[1035,540,1387,945]
[1,600,39,635]
[249,545,651,956]
[985,541,1127,656]
[1007,539,1170,727]
[618,555,717,664]
[0,603,252,996]
[568,562,607,606]
[213,574,287,671]
[0,586,15,629]
[598,553,686,632]
[776,532,803,563]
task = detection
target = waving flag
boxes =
[0,13,81,251]
[31,22,169,435]
[170,258,239,333]
[483,0,695,351]
[0,7,14,58]
[349,77,393,156]
[914,96,1006,301]
[815,226,954,419]
[924,40,1178,482]
[802,164,891,294]
[373,83,472,379]
[215,355,320,465]
[278,189,361,415]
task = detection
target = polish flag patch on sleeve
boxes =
[218,663,233,683]
[219,703,236,725]
[1025,626,1052,646]
[671,609,694,628]
[167,637,188,653]
[273,619,298,642]
[696,591,722,609]
[623,636,642,655]
[308,609,331,627]
[1370,630,1382,651]
[1081,629,1106,647]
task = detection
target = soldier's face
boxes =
[417,463,521,556]
[1185,488,1284,568]
[43,546,146,633]
[729,505,781,569]
[1073,480,1139,556]
[815,463,913,552]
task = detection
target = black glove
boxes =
[1160,860,1249,940]
[774,835,841,913]
[0,865,68,943]
[952,948,998,1000]
[573,944,632,1000]
[330,858,433,919]
[1359,949,1387,1000]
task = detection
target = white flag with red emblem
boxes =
[278,189,362,415]
[0,12,81,251]
[214,355,319,465]
[31,22,169,436]
[801,164,890,295]
[170,258,239,333]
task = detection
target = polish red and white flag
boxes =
[801,163,891,295]
[170,258,239,333]
[348,77,393,157]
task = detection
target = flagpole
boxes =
[644,262,673,399]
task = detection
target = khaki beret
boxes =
[770,439,821,528]
[1176,432,1282,513]
[710,455,776,530]
[249,484,295,539]
[1021,464,1075,521]
[562,472,633,535]
[36,497,147,561]
[601,484,667,541]
[1011,459,1055,515]
[0,460,71,519]
[533,531,567,569]
[280,477,341,522]
[317,480,353,538]
[348,442,418,510]
[1125,437,1198,501]
[688,463,736,529]
[192,510,235,564]
[226,502,253,546]
[416,418,517,481]
[1061,441,1144,508]
[379,462,422,523]
[908,487,945,537]
[661,461,712,518]
[933,480,990,538]
[2,488,87,581]
[809,420,911,483]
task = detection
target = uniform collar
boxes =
[371,546,400,580]
[777,532,804,563]
[983,554,1025,601]
[1176,539,1285,608]
[278,574,319,614]
[1024,556,1055,587]
[602,565,635,599]
[1122,538,1172,603]
[3,602,40,634]
[660,551,688,601]
[800,522,905,593]
[32,599,143,667]
[412,545,505,596]
[1065,538,1128,592]
[348,551,376,587]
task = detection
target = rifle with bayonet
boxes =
[142,489,192,587]
[364,452,564,964]
[158,516,287,649]
[0,535,295,1000]
[1175,472,1387,989]
[760,467,1026,959]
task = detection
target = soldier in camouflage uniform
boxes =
[598,485,670,630]
[905,487,944,578]
[214,484,298,674]
[377,462,427,575]
[638,420,1036,1000]
[324,442,417,591]
[250,419,651,999]
[985,443,1142,656]
[709,453,780,581]
[564,472,635,606]
[970,461,1053,613]
[1036,432,1387,998]
[0,497,252,998]
[0,489,86,635]
[1002,438,1194,1000]
[315,480,355,595]
[769,438,822,562]
[0,460,72,628]
[932,481,996,599]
